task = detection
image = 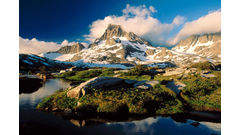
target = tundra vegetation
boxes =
[37,62,221,115]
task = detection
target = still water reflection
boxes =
[19,76,221,135]
[19,78,72,110]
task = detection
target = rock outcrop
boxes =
[137,80,160,90]
[98,24,152,46]
[67,76,162,99]
[56,43,85,54]
[36,24,221,66]
[172,32,221,58]
[67,77,124,99]
[105,38,116,45]
[100,24,127,40]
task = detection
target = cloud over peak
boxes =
[85,4,185,46]
[85,5,221,47]
[167,10,221,45]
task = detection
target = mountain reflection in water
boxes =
[104,117,220,135]
[19,77,221,135]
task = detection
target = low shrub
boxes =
[120,75,151,81]
[190,61,215,70]
[76,83,184,115]
[99,68,115,77]
[36,89,78,110]
[57,71,77,78]
[180,74,221,111]
[121,65,151,76]
[55,68,119,80]
[36,95,55,110]
[183,78,217,97]
[64,70,102,80]
[76,70,102,78]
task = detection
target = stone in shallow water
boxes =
[190,121,200,127]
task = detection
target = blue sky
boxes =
[19,0,221,54]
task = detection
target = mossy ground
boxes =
[37,83,184,115]
[54,68,117,81]
[76,83,184,115]
[37,89,78,111]
[180,71,221,111]
[39,63,221,115]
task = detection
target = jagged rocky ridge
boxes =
[69,24,220,65]
[39,43,85,61]
[56,43,85,54]
[172,32,221,59]
[35,24,221,68]
[19,54,74,69]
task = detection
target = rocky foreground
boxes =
[35,62,221,121]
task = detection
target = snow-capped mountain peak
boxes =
[172,32,221,59]
[36,24,221,67]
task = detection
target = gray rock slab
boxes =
[164,80,186,94]
[133,80,148,88]
[67,77,124,99]
[124,79,138,84]
[137,80,159,90]
[165,81,181,94]
[114,70,129,74]
[90,78,124,88]
[113,74,121,78]
[163,70,183,76]
[201,74,217,78]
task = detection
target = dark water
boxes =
[19,75,221,135]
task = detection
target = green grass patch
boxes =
[190,61,215,70]
[75,83,184,115]
[55,71,77,78]
[119,75,151,81]
[36,89,78,111]
[54,68,118,81]
[180,72,221,111]
[99,68,115,77]
[120,65,152,76]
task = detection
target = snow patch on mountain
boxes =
[35,25,221,67]
[39,52,76,61]
[174,40,214,54]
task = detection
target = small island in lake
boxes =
[35,62,221,119]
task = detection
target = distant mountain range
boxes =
[56,43,85,54]
[20,24,221,69]
[172,32,221,59]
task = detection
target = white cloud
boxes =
[19,37,72,54]
[80,42,88,48]
[61,39,68,46]
[167,10,221,45]
[149,6,157,13]
[172,15,186,26]
[122,4,154,17]
[85,4,185,46]
[19,36,89,54]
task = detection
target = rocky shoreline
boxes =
[34,62,221,122]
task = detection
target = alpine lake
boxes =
[19,75,221,135]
